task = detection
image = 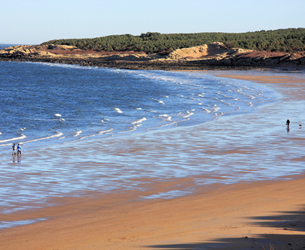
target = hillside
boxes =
[1,29,305,70]
[1,42,305,70]
[41,28,305,53]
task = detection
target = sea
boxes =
[0,61,277,152]
[1,44,305,229]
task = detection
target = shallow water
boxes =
[1,63,305,229]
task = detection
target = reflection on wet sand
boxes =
[12,154,21,163]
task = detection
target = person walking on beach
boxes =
[286,119,290,127]
[12,143,17,155]
[17,143,22,155]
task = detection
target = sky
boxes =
[1,0,304,44]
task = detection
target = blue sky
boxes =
[1,0,304,44]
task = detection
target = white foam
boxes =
[136,108,142,110]
[131,117,147,124]
[114,108,123,113]
[39,62,96,70]
[183,111,194,118]
[101,118,109,122]
[98,128,113,135]
[152,98,164,104]
[54,114,61,117]
[202,108,211,113]
[24,131,63,143]
[0,134,26,143]
[158,114,172,121]
[73,131,82,137]
[78,128,114,140]
[220,100,235,107]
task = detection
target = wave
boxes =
[114,108,123,113]
[78,128,114,140]
[36,62,98,70]
[131,117,147,124]
[158,114,172,121]
[202,108,211,113]
[183,111,194,118]
[0,134,26,144]
[73,131,82,137]
[99,128,113,135]
[23,131,63,144]
[152,98,165,105]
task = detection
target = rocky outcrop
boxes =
[1,43,305,70]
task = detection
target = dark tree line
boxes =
[41,28,305,54]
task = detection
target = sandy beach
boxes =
[1,70,305,250]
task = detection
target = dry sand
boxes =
[1,71,305,250]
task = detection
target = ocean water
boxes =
[0,61,277,153]
[5,60,305,229]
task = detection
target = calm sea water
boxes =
[0,61,277,153]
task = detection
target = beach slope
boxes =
[1,73,305,249]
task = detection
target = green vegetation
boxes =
[41,28,305,53]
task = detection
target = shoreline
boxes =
[0,57,266,71]
[1,70,305,249]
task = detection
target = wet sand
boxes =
[1,70,305,249]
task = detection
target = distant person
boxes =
[17,143,22,155]
[12,143,17,155]
[286,119,290,127]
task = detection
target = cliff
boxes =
[1,43,305,70]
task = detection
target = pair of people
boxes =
[12,143,22,155]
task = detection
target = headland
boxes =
[1,42,305,70]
